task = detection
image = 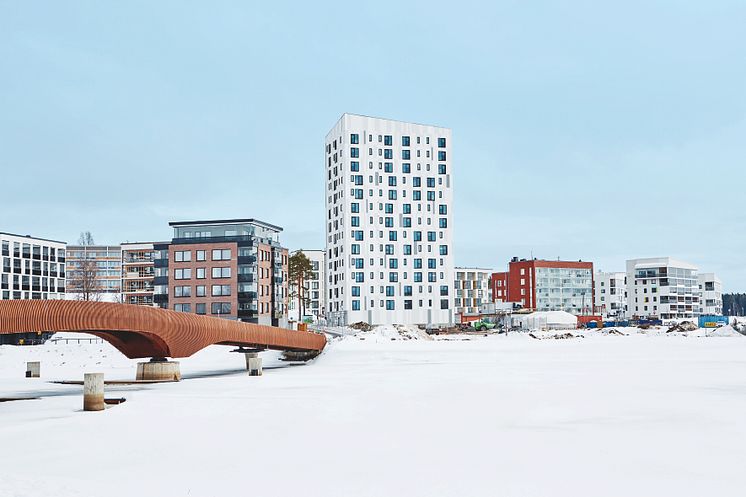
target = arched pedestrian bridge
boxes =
[0,300,326,359]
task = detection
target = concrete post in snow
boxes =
[25,361,40,378]
[245,352,262,376]
[83,373,105,412]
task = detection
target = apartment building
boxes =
[288,249,325,322]
[698,272,723,316]
[121,242,157,306]
[454,267,493,319]
[594,271,627,319]
[65,245,122,301]
[0,232,66,300]
[154,219,289,326]
[625,257,700,320]
[325,113,454,326]
[492,258,594,315]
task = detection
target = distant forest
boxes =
[723,294,746,316]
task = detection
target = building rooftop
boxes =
[168,218,283,232]
[0,232,67,245]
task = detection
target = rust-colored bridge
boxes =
[0,300,326,359]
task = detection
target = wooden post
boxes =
[83,373,105,411]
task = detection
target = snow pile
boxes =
[352,324,432,341]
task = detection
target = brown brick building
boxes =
[154,219,289,326]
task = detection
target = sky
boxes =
[1,1,744,290]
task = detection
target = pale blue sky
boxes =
[1,1,744,290]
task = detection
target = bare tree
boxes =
[69,231,101,301]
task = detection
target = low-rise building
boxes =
[698,273,723,316]
[0,232,66,301]
[155,219,289,326]
[594,271,627,319]
[288,249,326,322]
[121,242,157,306]
[454,267,493,320]
[492,257,594,316]
[625,257,700,320]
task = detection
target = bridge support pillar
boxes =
[26,361,40,378]
[245,353,262,376]
[84,373,105,411]
[136,358,181,382]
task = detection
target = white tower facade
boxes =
[325,114,454,326]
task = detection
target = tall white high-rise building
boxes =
[325,114,454,326]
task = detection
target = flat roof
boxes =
[0,232,67,245]
[168,219,283,232]
[340,112,451,130]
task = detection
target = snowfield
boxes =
[2,328,746,497]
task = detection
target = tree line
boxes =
[723,294,746,316]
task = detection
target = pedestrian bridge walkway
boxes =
[0,300,326,359]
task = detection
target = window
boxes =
[414,272,423,283]
[352,300,360,311]
[196,303,206,315]
[212,285,231,296]
[438,151,447,161]
[388,176,397,187]
[440,299,449,309]
[385,203,394,214]
[402,136,410,146]
[439,245,448,255]
[196,285,206,297]
[427,232,436,242]
[438,137,446,148]
[212,249,231,261]
[212,267,231,279]
[404,285,413,296]
[402,150,411,160]
[196,250,206,261]
[350,147,359,158]
[351,216,360,227]
[414,259,422,269]
[384,135,392,146]
[386,286,395,297]
[384,149,393,159]
[389,259,398,269]
[438,164,447,174]
[386,300,395,310]
[413,177,421,187]
[404,245,412,255]
[389,231,397,241]
[389,273,398,282]
[384,162,393,173]
[351,161,360,172]
[403,163,411,173]
[439,218,447,228]
[351,133,359,144]
[196,268,206,279]
[174,304,191,312]
[427,178,435,188]
[413,191,421,201]
[405,300,413,309]
[174,251,191,262]
[440,285,449,296]
[402,217,412,227]
[174,268,192,280]
[174,286,191,297]
[351,202,360,213]
[352,286,360,297]
[439,205,447,215]
[211,302,231,315]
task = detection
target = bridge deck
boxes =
[0,300,326,359]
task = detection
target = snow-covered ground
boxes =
[2,328,746,496]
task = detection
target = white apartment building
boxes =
[454,267,493,319]
[626,257,700,320]
[594,271,627,319]
[325,114,454,326]
[65,245,122,302]
[0,232,67,300]
[698,273,723,316]
[288,249,325,322]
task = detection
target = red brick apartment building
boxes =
[153,219,289,327]
[491,257,595,316]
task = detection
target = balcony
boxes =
[153,294,168,304]
[237,256,256,265]
[238,291,258,300]
[237,274,254,283]
[153,276,169,286]
[154,259,169,268]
